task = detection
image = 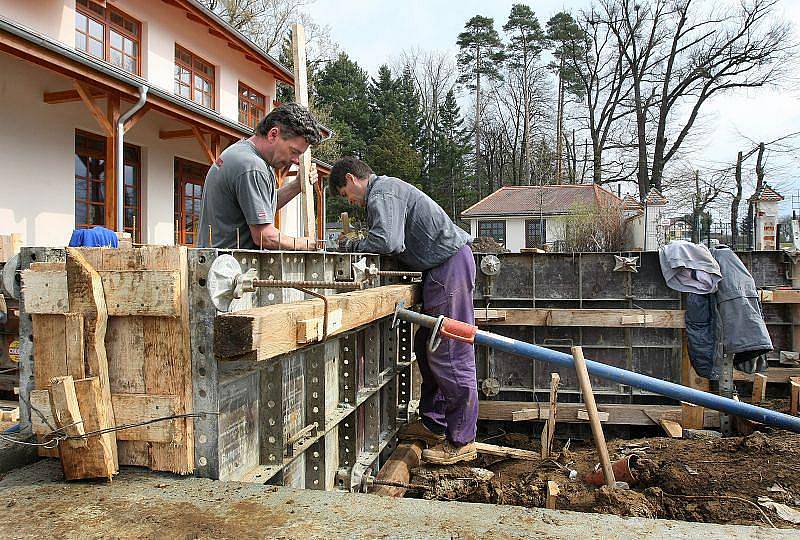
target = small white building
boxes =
[752,184,784,250]
[0,0,327,248]
[461,184,624,253]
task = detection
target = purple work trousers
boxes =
[413,244,478,446]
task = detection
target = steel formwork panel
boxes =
[473,250,790,402]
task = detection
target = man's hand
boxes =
[337,233,353,252]
[308,163,319,185]
[295,236,325,251]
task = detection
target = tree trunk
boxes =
[745,142,765,249]
[475,50,482,200]
[555,55,565,183]
[731,151,743,248]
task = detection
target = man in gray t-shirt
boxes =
[197,103,323,250]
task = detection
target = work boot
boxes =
[398,420,445,446]
[422,441,477,465]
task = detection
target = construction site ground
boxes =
[407,410,800,530]
[0,460,794,539]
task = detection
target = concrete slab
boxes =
[0,460,792,539]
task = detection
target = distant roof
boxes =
[461,184,622,218]
[752,184,784,202]
[622,194,643,210]
[644,187,668,205]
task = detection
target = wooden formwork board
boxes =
[23,246,193,476]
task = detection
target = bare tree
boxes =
[601,0,795,199]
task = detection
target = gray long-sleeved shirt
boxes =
[344,175,470,271]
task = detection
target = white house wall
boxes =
[0,0,75,46]
[0,54,208,246]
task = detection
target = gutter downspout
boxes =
[116,84,148,234]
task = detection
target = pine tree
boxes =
[365,116,422,184]
[314,53,371,157]
[456,15,505,200]
[367,65,402,140]
[431,89,473,222]
[503,4,546,185]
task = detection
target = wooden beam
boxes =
[370,440,423,497]
[123,104,149,133]
[211,133,221,160]
[159,129,195,139]
[31,390,180,443]
[760,289,800,303]
[43,88,103,104]
[541,373,559,458]
[474,442,540,461]
[659,418,683,438]
[73,80,113,136]
[106,92,120,228]
[68,377,117,480]
[752,373,768,403]
[291,23,316,239]
[734,368,800,383]
[23,269,182,316]
[64,313,85,381]
[48,376,87,448]
[65,248,117,468]
[681,402,704,430]
[192,125,215,164]
[474,308,685,328]
[478,401,720,427]
[215,284,420,361]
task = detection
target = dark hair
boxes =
[329,156,374,195]
[255,103,322,145]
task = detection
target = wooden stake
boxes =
[789,377,800,415]
[681,402,704,430]
[572,346,615,487]
[752,373,768,403]
[371,441,424,497]
[291,23,316,239]
[541,373,560,458]
[546,480,560,510]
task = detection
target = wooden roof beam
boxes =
[74,80,113,136]
[159,129,195,139]
[192,125,215,164]
[123,104,150,134]
[44,87,104,104]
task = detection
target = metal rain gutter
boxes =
[116,84,148,234]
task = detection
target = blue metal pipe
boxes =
[396,308,800,434]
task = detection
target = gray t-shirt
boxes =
[197,139,277,249]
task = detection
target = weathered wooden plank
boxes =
[48,376,87,448]
[659,419,683,438]
[733,368,800,383]
[475,308,686,328]
[546,481,559,510]
[216,284,421,361]
[541,373,560,458]
[479,401,720,427]
[751,373,768,403]
[66,248,117,468]
[760,289,800,303]
[32,314,67,389]
[789,377,800,416]
[24,269,180,316]
[141,246,193,474]
[31,390,179,443]
[22,270,69,314]
[64,377,116,480]
[106,317,145,393]
[371,441,424,497]
[64,313,85,380]
[474,442,540,461]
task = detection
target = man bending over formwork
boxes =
[328,156,478,465]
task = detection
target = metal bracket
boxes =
[392,301,405,330]
[427,315,446,353]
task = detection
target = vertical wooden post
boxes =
[291,23,316,239]
[789,377,800,415]
[681,402,704,429]
[541,373,559,458]
[546,480,560,510]
[106,93,120,230]
[572,346,615,487]
[751,373,768,403]
[211,133,221,160]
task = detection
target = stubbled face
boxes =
[338,174,366,207]
[265,127,309,171]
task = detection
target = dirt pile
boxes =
[411,429,800,529]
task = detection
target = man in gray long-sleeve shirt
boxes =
[329,156,478,465]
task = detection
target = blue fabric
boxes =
[685,293,718,380]
[69,227,119,248]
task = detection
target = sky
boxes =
[307,0,800,214]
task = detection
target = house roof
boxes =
[644,187,668,205]
[622,195,643,210]
[461,184,622,218]
[752,184,784,202]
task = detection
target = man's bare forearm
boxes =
[277,176,301,209]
